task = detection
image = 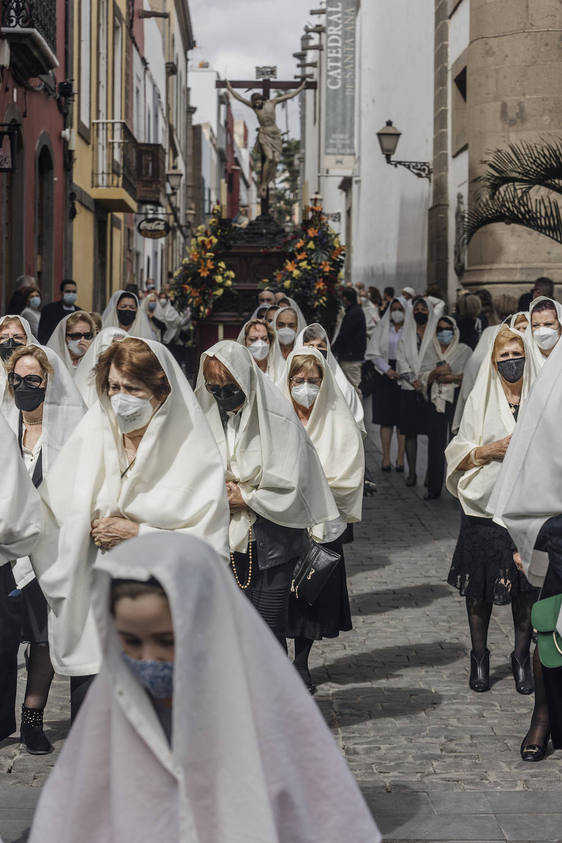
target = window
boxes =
[113,17,122,120]
[79,0,91,132]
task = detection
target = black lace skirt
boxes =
[447,513,538,605]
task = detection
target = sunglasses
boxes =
[205,383,240,398]
[66,332,93,341]
[8,373,44,389]
[117,305,136,312]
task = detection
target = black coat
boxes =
[37,301,82,345]
[332,303,367,361]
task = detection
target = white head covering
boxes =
[271,306,307,371]
[294,323,365,434]
[283,296,307,329]
[282,346,364,534]
[142,294,182,344]
[73,327,128,407]
[102,290,157,340]
[46,311,96,376]
[365,297,404,367]
[0,314,35,403]
[396,297,439,388]
[0,412,41,566]
[29,533,380,843]
[195,340,338,552]
[235,318,283,382]
[422,315,472,413]
[488,330,562,580]
[402,286,416,298]
[445,324,534,518]
[524,295,562,370]
[32,338,230,675]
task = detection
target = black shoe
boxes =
[424,492,440,500]
[405,473,417,487]
[381,463,392,473]
[469,649,490,692]
[511,651,534,695]
[520,729,550,762]
[363,479,377,496]
[20,705,53,755]
[295,667,316,695]
[395,464,404,473]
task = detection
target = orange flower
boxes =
[321,261,331,273]
[296,252,307,260]
[307,227,318,238]
[200,268,210,277]
[295,239,305,249]
[286,260,297,272]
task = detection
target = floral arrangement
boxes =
[270,205,345,323]
[170,206,235,320]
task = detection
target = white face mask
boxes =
[247,339,269,361]
[159,299,168,307]
[390,310,405,324]
[110,392,155,434]
[533,325,559,350]
[67,338,87,358]
[291,382,320,409]
[277,326,296,345]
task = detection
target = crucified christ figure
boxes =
[226,79,306,199]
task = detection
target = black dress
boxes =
[448,513,538,605]
[371,359,401,427]
[0,563,22,741]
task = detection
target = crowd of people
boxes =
[1,268,562,837]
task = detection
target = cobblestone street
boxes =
[1,420,561,842]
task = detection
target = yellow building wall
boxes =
[72,205,95,310]
[111,222,123,294]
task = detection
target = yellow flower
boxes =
[292,270,301,279]
[224,279,233,287]
[307,241,315,250]
[215,288,224,297]
[283,280,292,290]
[215,275,223,284]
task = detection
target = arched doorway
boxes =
[36,141,54,295]
[0,118,24,311]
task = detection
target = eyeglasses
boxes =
[205,382,240,397]
[0,334,26,343]
[8,373,44,389]
[66,331,93,341]
[290,377,322,386]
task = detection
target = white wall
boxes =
[351,0,434,291]
[190,68,220,135]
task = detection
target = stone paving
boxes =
[1,420,561,842]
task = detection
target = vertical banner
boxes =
[324,0,356,170]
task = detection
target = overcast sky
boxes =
[189,0,320,136]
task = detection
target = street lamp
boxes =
[376,120,432,182]
[166,170,183,193]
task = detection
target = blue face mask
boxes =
[122,653,174,699]
[63,291,77,306]
[437,329,454,346]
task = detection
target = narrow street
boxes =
[1,421,561,843]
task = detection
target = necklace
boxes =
[23,417,42,426]
[230,522,254,590]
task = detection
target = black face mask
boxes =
[318,347,328,358]
[0,339,24,361]
[497,356,525,383]
[14,385,46,412]
[414,311,429,326]
[117,309,136,327]
[211,386,246,413]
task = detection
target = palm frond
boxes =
[466,184,562,245]
[478,137,562,198]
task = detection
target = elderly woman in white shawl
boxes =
[365,297,406,469]
[196,340,338,648]
[526,295,562,368]
[73,326,128,407]
[236,317,282,380]
[445,324,538,698]
[32,337,230,719]
[46,311,97,376]
[3,342,86,753]
[421,315,471,500]
[0,413,41,744]
[282,347,364,692]
[271,304,307,362]
[28,533,381,843]
[396,296,439,486]
[102,289,156,340]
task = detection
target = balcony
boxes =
[91,120,138,213]
[1,0,58,78]
[136,143,166,205]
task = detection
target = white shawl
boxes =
[195,341,338,552]
[524,295,562,370]
[235,319,284,382]
[73,327,128,407]
[29,533,380,843]
[294,323,365,434]
[445,325,534,519]
[281,347,364,536]
[0,314,35,403]
[142,296,183,344]
[32,339,230,675]
[102,290,158,340]
[421,317,472,413]
[396,298,439,389]
[365,298,403,370]
[0,412,41,566]
[46,311,94,377]
[271,306,307,376]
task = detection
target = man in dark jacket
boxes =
[332,287,367,392]
[37,279,82,345]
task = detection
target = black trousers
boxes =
[0,564,22,741]
[427,401,455,497]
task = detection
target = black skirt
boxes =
[399,388,430,436]
[372,368,401,427]
[21,578,49,644]
[0,564,22,741]
[285,539,352,640]
[447,513,538,605]
[540,564,562,749]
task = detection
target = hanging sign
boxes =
[137,216,170,239]
[324,0,356,171]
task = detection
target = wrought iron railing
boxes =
[92,120,138,200]
[1,0,56,55]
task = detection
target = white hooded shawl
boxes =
[271,306,307,380]
[0,314,35,403]
[73,326,128,407]
[524,295,562,370]
[32,339,230,675]
[46,311,96,377]
[29,533,380,843]
[445,325,534,519]
[396,298,439,389]
[142,296,182,344]
[235,319,284,382]
[196,341,338,552]
[0,412,41,566]
[102,290,158,340]
[420,317,472,413]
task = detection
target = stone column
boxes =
[464,0,562,292]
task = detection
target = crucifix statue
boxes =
[217,76,316,215]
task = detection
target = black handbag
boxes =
[359,359,377,397]
[291,540,341,606]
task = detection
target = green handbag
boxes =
[532,594,562,668]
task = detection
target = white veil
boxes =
[102,290,158,340]
[46,311,96,376]
[73,327,128,407]
[235,318,284,382]
[524,295,562,370]
[396,297,439,387]
[0,412,41,566]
